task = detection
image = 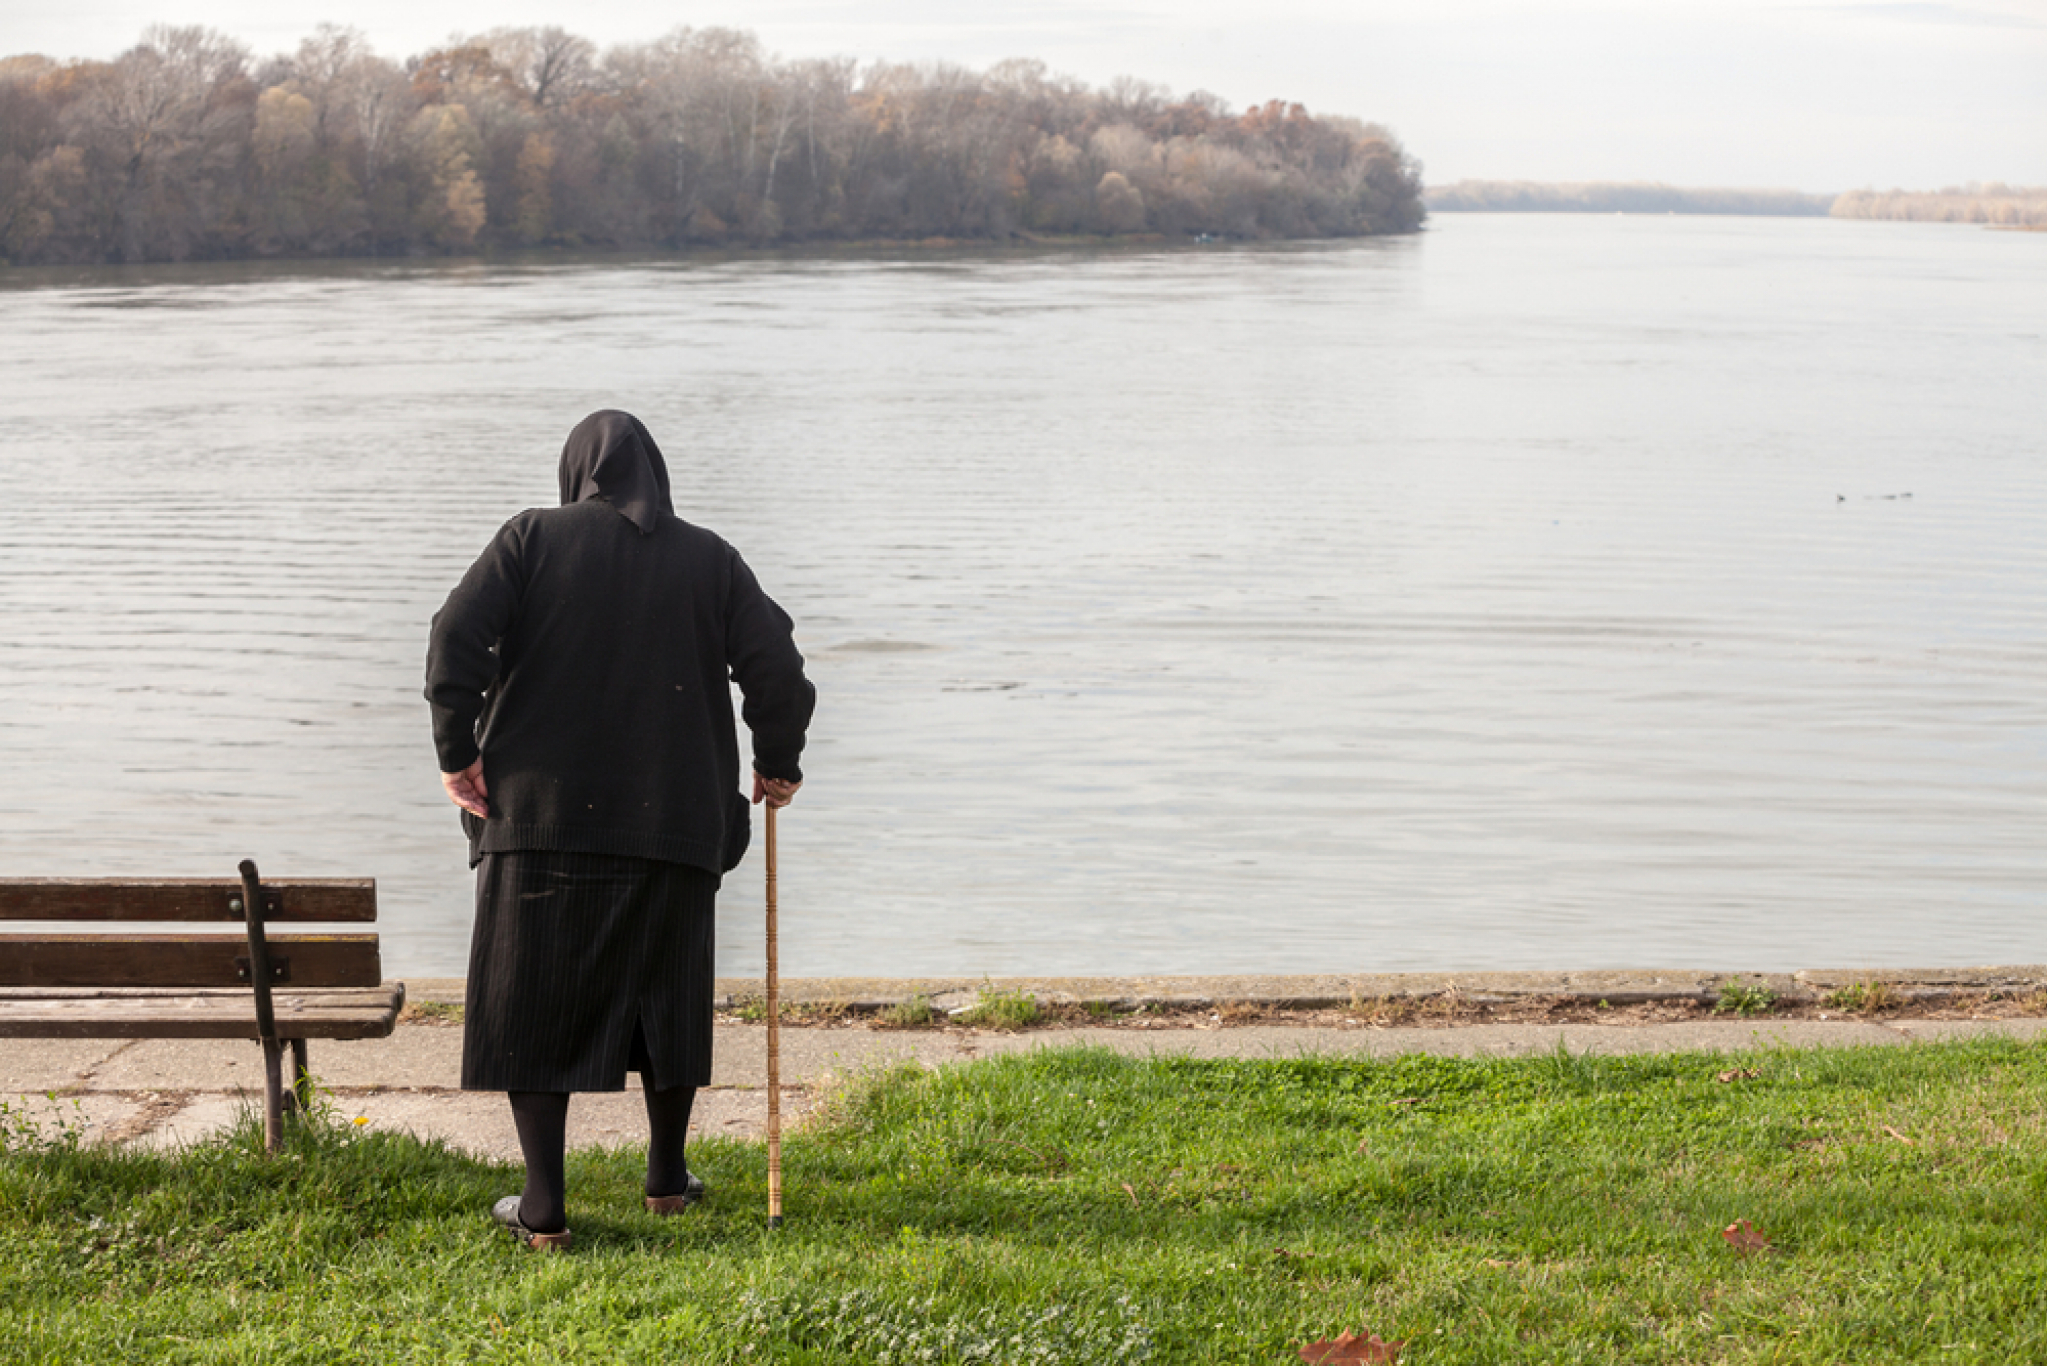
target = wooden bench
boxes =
[0,859,405,1151]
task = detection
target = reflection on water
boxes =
[1,217,2042,976]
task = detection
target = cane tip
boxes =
[768,1215,783,1230]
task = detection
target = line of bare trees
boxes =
[1427,179,2047,229]
[1426,181,1834,216]
[1831,185,2047,227]
[0,24,1425,266]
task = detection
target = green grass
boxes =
[1821,981,1898,1014]
[727,998,851,1025]
[876,994,938,1028]
[6,1039,2047,1363]
[956,986,1040,1029]
[1714,981,1779,1017]
[402,1000,465,1025]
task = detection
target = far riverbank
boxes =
[1426,178,2047,226]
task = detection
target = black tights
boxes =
[506,1077,698,1233]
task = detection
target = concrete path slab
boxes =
[711,1027,966,1086]
[0,1039,128,1091]
[85,1038,260,1091]
[133,1096,247,1152]
[85,1030,464,1091]
[289,1029,464,1089]
[1886,1018,2047,1044]
[71,1027,952,1095]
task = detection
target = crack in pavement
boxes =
[69,1038,145,1091]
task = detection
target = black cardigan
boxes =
[426,499,814,875]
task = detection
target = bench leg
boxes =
[261,1039,285,1153]
[287,1038,310,1116]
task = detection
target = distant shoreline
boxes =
[1427,180,1833,217]
[1427,179,2047,227]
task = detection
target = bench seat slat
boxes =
[0,879,375,923]
[0,985,406,1039]
[0,934,382,989]
[0,987,395,1011]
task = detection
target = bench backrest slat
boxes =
[0,879,375,923]
[0,934,383,989]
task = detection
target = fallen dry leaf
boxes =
[1480,1258,1519,1269]
[1715,1068,1760,1083]
[1120,1181,1139,1207]
[1721,1219,1774,1254]
[1298,1329,1406,1364]
[1882,1125,1917,1146]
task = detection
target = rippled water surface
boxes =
[2,216,2042,976]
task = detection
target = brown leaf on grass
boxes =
[1715,1068,1760,1083]
[1120,1181,1139,1207]
[1389,1096,1425,1107]
[1298,1329,1405,1363]
[1480,1258,1519,1269]
[1882,1125,1917,1146]
[1721,1219,1774,1254]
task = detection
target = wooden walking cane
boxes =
[765,802,783,1229]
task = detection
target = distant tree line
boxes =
[1831,184,2047,228]
[1426,181,1834,216]
[0,24,1425,265]
[1428,179,2047,229]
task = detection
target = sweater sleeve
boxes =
[725,548,815,783]
[425,520,528,773]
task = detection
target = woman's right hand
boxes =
[441,759,490,817]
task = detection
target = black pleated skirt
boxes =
[461,850,717,1093]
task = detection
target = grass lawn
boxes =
[4,1038,2046,1363]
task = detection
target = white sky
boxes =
[9,0,2045,190]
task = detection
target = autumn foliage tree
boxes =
[0,25,1425,265]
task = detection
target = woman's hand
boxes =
[441,759,490,817]
[753,772,801,808]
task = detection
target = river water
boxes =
[1,215,2042,977]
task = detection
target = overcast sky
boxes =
[9,1,2044,191]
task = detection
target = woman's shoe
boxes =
[493,1194,573,1251]
[645,1173,706,1214]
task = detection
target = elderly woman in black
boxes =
[426,410,814,1250]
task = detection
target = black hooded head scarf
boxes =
[558,410,674,535]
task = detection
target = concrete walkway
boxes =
[9,967,2047,1162]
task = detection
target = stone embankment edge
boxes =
[401,967,2047,1014]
